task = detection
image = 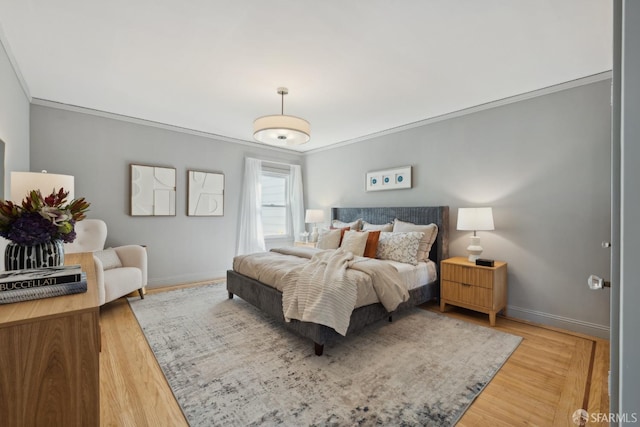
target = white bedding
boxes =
[232,247,437,309]
[351,260,436,307]
[388,260,437,290]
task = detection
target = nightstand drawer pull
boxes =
[441,280,492,308]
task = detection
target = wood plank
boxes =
[551,338,593,426]
[587,339,612,427]
[99,298,187,426]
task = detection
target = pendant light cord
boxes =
[277,87,288,115]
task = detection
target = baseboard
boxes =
[507,304,610,340]
[147,270,227,287]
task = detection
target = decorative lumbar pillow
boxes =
[316,229,342,250]
[340,230,369,257]
[392,219,439,262]
[362,230,381,258]
[376,231,425,265]
[362,221,393,232]
[94,247,122,270]
[331,219,362,231]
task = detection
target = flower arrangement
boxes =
[0,188,90,246]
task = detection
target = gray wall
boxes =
[304,80,612,338]
[0,38,30,258]
[30,105,302,286]
[0,38,30,197]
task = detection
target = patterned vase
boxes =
[4,240,65,271]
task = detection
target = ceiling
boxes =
[0,1,612,153]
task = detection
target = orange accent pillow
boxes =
[330,226,351,245]
[363,230,381,258]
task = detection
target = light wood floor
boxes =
[100,283,610,427]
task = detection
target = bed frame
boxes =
[227,206,449,355]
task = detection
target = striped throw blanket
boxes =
[281,248,408,336]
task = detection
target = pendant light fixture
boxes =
[253,87,310,145]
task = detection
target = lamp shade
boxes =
[305,209,324,224]
[253,87,311,146]
[253,115,311,146]
[10,171,74,202]
[457,207,495,231]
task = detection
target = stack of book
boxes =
[0,265,87,304]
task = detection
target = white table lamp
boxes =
[457,207,495,262]
[10,170,75,202]
[305,209,324,243]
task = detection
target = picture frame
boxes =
[366,166,412,191]
[130,164,176,216]
[187,170,224,216]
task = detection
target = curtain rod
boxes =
[249,157,301,168]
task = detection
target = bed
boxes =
[227,206,449,355]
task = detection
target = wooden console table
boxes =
[0,252,100,427]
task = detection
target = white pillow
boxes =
[94,247,122,270]
[392,219,438,262]
[362,221,393,232]
[331,219,362,231]
[376,232,424,266]
[316,229,341,249]
[340,230,369,257]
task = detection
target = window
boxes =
[261,171,289,237]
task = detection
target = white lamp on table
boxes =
[10,170,75,202]
[305,209,324,243]
[457,207,495,262]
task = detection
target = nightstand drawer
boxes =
[294,241,317,248]
[442,280,492,308]
[441,264,494,288]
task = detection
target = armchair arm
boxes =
[91,254,107,305]
[114,245,148,286]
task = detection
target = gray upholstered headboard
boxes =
[331,206,449,266]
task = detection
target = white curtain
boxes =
[288,164,305,241]
[237,158,266,255]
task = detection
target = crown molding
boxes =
[31,98,301,156]
[305,71,613,155]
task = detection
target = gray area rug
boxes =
[128,283,521,426]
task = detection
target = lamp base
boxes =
[466,235,483,262]
[310,226,319,243]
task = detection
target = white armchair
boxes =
[65,219,147,306]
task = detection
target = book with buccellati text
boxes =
[0,265,83,292]
[0,274,87,304]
